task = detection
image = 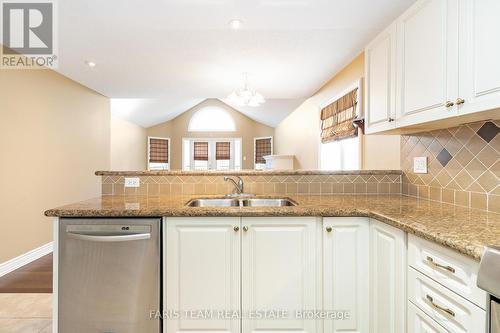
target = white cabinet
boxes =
[323,217,369,333]
[396,0,459,127]
[408,268,486,333]
[364,0,500,133]
[369,219,407,333]
[408,301,449,333]
[241,217,318,333]
[459,0,500,116]
[365,24,397,134]
[408,234,486,309]
[164,217,241,333]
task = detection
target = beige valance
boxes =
[320,88,358,143]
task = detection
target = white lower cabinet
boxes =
[164,216,484,333]
[369,219,407,333]
[241,217,319,333]
[164,217,241,333]
[408,301,449,333]
[408,268,486,333]
[323,217,369,333]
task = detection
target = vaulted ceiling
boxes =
[56,0,416,128]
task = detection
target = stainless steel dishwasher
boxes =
[59,218,161,333]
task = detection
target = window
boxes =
[319,80,361,171]
[320,137,359,171]
[254,136,273,170]
[148,137,170,170]
[193,141,209,170]
[188,107,236,132]
[182,138,242,170]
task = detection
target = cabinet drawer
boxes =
[408,267,486,333]
[408,301,449,333]
[408,234,486,308]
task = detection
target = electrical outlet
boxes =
[413,157,428,174]
[124,177,140,188]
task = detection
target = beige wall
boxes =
[0,69,110,263]
[274,53,401,170]
[111,115,147,170]
[147,99,274,170]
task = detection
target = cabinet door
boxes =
[396,0,459,126]
[459,0,500,115]
[241,217,318,333]
[365,24,397,134]
[323,218,369,333]
[165,217,241,333]
[369,219,406,333]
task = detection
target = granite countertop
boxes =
[95,169,403,176]
[45,194,500,261]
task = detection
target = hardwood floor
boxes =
[0,254,53,293]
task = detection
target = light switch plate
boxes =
[413,157,428,174]
[124,177,140,187]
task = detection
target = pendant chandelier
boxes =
[227,73,265,107]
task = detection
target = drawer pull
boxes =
[426,256,455,273]
[426,295,455,317]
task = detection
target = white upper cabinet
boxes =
[241,217,318,333]
[365,24,397,134]
[164,217,241,333]
[323,218,369,333]
[396,0,459,126]
[458,0,500,115]
[365,0,500,133]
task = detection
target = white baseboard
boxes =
[0,242,53,277]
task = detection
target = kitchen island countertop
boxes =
[45,194,500,261]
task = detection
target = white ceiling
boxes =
[57,0,415,128]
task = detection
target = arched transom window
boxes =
[188,106,236,132]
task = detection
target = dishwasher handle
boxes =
[66,232,151,242]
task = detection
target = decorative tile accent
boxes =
[102,172,402,197]
[401,120,500,212]
[436,148,452,167]
[476,121,500,143]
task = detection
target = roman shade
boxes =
[320,88,358,143]
[255,138,272,164]
[216,142,231,160]
[149,138,169,163]
[193,142,209,161]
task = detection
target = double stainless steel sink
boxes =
[187,198,297,207]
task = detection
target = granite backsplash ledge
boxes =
[401,120,500,213]
[101,170,402,196]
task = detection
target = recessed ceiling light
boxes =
[229,19,242,30]
[85,61,96,67]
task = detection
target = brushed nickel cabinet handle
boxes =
[242,226,249,232]
[234,226,239,232]
[426,295,455,317]
[445,101,454,107]
[326,226,333,233]
[426,256,455,273]
[456,98,465,105]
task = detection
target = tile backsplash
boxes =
[401,120,500,213]
[102,173,402,197]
